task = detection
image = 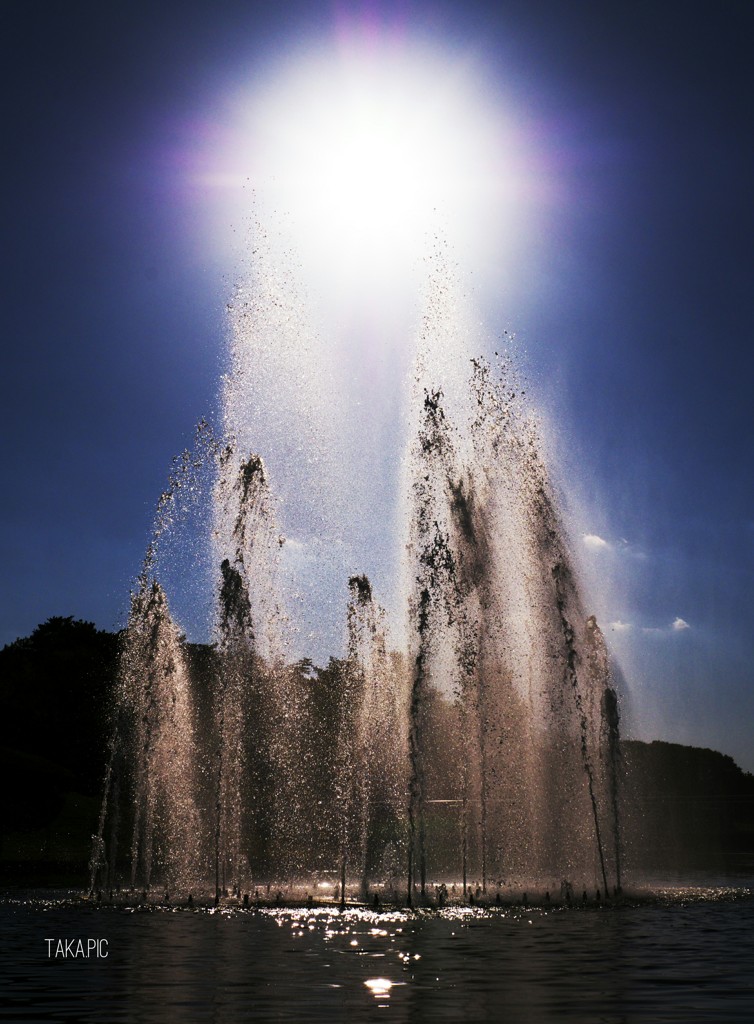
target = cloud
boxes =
[581,533,650,561]
[583,533,609,550]
[640,617,692,639]
[608,620,632,633]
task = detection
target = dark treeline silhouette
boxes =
[622,740,754,876]
[0,618,118,880]
[2,617,753,884]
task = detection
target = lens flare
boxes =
[201,36,531,304]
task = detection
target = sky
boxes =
[1,1,753,769]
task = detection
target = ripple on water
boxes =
[2,889,754,1022]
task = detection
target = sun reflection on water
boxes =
[364,977,395,1002]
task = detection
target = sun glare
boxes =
[264,62,487,256]
[209,39,523,298]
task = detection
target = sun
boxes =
[207,38,523,300]
[265,65,476,256]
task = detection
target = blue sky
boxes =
[1,1,753,769]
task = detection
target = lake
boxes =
[2,887,753,1022]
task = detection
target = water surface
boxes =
[2,889,753,1022]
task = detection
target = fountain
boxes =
[90,249,624,907]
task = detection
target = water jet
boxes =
[90,260,626,910]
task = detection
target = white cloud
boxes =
[608,620,632,633]
[640,618,692,639]
[583,533,609,550]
